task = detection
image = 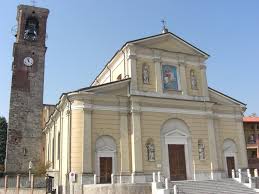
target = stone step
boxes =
[170,179,257,194]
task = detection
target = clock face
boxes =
[24,57,34,67]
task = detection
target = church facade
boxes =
[43,31,248,190]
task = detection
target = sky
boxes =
[1,0,259,119]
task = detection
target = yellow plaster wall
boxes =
[70,109,84,172]
[140,112,211,172]
[91,110,121,173]
[136,59,156,92]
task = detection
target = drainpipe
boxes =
[55,106,62,187]
[122,50,126,78]
[65,94,72,189]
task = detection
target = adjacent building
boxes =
[243,115,259,169]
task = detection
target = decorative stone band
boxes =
[71,104,242,119]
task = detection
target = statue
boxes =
[198,143,205,160]
[146,143,155,161]
[143,64,149,84]
[190,70,198,90]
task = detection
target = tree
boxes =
[0,117,7,165]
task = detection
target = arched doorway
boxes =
[161,119,193,180]
[95,136,117,183]
[223,139,237,178]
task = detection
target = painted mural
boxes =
[162,65,178,91]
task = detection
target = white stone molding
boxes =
[160,119,193,180]
[95,136,117,182]
[71,103,242,120]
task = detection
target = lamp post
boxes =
[29,161,33,182]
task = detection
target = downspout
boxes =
[65,94,72,188]
[55,106,62,186]
[122,50,126,78]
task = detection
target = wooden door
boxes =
[168,144,187,181]
[226,156,235,178]
[100,157,112,183]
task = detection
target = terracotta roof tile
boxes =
[243,117,259,122]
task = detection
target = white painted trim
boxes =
[71,104,242,119]
[161,123,193,181]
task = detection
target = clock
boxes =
[24,57,34,67]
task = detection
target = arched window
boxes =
[24,17,39,41]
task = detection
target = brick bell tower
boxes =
[5,5,49,173]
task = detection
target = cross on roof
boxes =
[31,0,37,6]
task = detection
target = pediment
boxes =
[165,129,187,137]
[97,145,116,152]
[131,33,209,58]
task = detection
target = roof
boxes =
[243,117,259,123]
[208,87,246,106]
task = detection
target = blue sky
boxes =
[1,0,259,118]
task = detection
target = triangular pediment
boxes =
[165,129,187,137]
[97,145,116,152]
[129,32,209,58]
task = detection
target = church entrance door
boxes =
[168,144,187,181]
[100,157,112,183]
[226,156,235,178]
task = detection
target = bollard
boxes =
[31,174,34,194]
[254,169,258,177]
[248,173,254,188]
[16,174,20,194]
[111,174,114,184]
[4,175,8,193]
[94,174,97,184]
[119,175,122,184]
[173,185,177,194]
[247,169,251,176]
[152,172,156,183]
[131,173,135,184]
[232,169,235,178]
[157,171,161,182]
[238,169,242,183]
[165,178,169,190]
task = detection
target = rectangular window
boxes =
[162,65,178,91]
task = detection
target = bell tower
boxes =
[5,5,49,173]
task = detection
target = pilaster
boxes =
[153,52,163,93]
[119,111,130,173]
[127,46,137,91]
[200,65,209,97]
[130,101,143,173]
[207,114,219,170]
[179,62,188,95]
[82,107,93,174]
[236,118,248,168]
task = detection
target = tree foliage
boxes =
[0,117,7,165]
